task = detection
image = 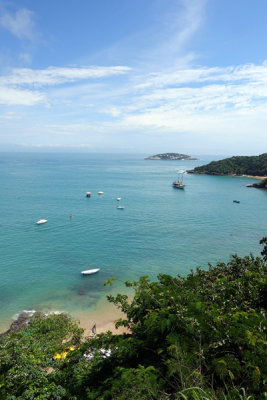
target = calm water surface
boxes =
[0,153,266,329]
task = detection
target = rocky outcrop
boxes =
[246,179,267,189]
[0,311,38,337]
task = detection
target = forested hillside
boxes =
[188,153,267,176]
[0,240,266,400]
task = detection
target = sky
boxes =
[0,0,267,155]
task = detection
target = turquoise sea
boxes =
[0,152,266,330]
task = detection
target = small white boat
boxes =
[116,197,121,201]
[81,268,100,275]
[117,205,124,209]
[98,191,104,195]
[36,219,47,225]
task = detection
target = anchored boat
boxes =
[81,268,100,275]
[36,219,48,225]
[173,172,185,189]
[172,181,185,189]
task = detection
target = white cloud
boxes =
[144,0,206,66]
[95,0,206,71]
[0,85,45,105]
[0,8,36,40]
[135,62,267,90]
[1,66,131,87]
[1,58,267,152]
[85,59,267,143]
[47,60,267,142]
[169,0,207,53]
[0,65,131,105]
[125,61,267,120]
[123,102,260,136]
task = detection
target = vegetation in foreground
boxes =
[188,153,267,176]
[0,240,266,399]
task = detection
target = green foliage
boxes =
[176,386,256,400]
[190,153,267,176]
[260,237,267,262]
[1,241,266,399]
[99,246,266,398]
[0,313,83,399]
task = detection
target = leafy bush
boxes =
[0,313,83,399]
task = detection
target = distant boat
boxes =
[233,200,240,204]
[98,191,104,195]
[173,173,185,189]
[36,219,47,225]
[173,172,185,189]
[117,205,124,209]
[116,197,121,201]
[86,192,91,197]
[173,181,185,189]
[81,268,100,275]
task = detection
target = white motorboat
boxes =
[81,268,100,275]
[116,205,124,209]
[36,219,47,225]
[116,197,121,201]
[98,191,104,195]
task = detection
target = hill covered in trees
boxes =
[187,153,267,177]
[0,240,266,399]
[145,153,197,160]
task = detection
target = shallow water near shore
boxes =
[0,152,266,331]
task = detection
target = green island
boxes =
[0,239,266,400]
[187,153,267,179]
[145,153,198,160]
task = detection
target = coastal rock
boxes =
[246,180,267,189]
[145,153,197,160]
[0,311,38,337]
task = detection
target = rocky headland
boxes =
[187,153,267,180]
[246,178,267,189]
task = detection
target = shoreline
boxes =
[187,172,266,179]
[0,303,130,337]
[240,175,266,180]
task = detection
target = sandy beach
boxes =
[75,302,130,336]
[241,175,266,180]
